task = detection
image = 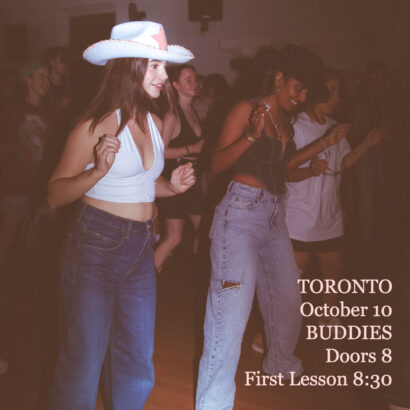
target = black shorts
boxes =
[158,182,205,219]
[291,236,344,253]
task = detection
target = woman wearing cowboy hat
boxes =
[196,45,351,410]
[46,21,195,410]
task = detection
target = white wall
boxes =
[1,0,408,80]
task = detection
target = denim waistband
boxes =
[227,181,282,202]
[74,201,153,234]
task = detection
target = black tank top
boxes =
[169,104,201,147]
[233,99,296,195]
[164,104,202,177]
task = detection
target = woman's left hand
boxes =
[169,162,196,194]
[364,127,386,148]
[325,123,351,146]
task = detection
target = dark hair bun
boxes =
[278,44,329,103]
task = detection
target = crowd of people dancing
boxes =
[0,19,409,410]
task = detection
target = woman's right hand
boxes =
[246,105,267,140]
[93,134,120,176]
[310,156,328,176]
[325,123,351,146]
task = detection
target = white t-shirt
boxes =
[285,112,351,242]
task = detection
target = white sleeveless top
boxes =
[84,109,164,203]
[286,112,351,241]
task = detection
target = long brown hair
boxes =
[167,64,196,116]
[81,57,158,136]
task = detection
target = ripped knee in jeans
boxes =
[221,280,241,290]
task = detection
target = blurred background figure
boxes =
[0,62,54,271]
[193,73,229,122]
[336,68,361,123]
[42,46,72,114]
[348,61,395,272]
[155,64,205,272]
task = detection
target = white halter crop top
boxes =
[84,110,164,203]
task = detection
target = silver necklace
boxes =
[262,99,282,138]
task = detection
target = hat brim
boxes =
[83,39,194,65]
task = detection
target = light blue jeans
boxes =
[196,181,303,410]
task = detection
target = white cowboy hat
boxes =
[83,21,194,65]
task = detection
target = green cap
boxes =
[19,62,47,82]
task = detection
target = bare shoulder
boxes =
[93,111,119,137]
[70,116,91,133]
[215,100,254,149]
[222,99,255,131]
[228,100,254,119]
[151,112,163,134]
[69,112,118,144]
[163,110,179,126]
[51,112,118,181]
[162,110,180,142]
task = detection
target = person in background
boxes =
[46,21,195,410]
[42,46,72,114]
[193,73,229,122]
[348,61,393,271]
[0,62,53,268]
[154,64,205,271]
[286,68,384,328]
[192,74,206,121]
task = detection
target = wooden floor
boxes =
[139,260,362,410]
[0,242,391,410]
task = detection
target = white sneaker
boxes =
[251,333,265,354]
[251,343,264,354]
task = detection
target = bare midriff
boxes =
[232,174,265,190]
[82,195,154,221]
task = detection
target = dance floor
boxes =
[0,242,391,410]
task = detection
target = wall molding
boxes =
[59,2,116,45]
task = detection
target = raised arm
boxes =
[341,127,385,171]
[287,157,328,182]
[287,123,351,171]
[210,100,266,175]
[47,118,120,208]
[155,163,196,197]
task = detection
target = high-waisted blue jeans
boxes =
[47,202,156,410]
[196,182,303,410]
